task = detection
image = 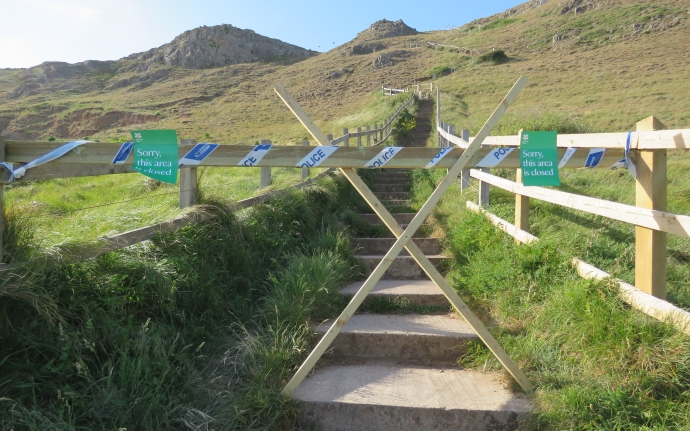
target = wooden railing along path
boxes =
[433,86,690,332]
[0,94,415,266]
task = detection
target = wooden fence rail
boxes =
[466,200,690,336]
[0,93,415,261]
[434,85,689,303]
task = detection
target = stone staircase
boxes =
[293,100,531,430]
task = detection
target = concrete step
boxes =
[341,280,447,307]
[359,255,447,279]
[380,224,436,238]
[380,200,413,211]
[372,184,408,193]
[294,363,532,431]
[374,191,410,201]
[317,314,477,361]
[358,213,415,225]
[376,171,411,178]
[374,178,411,185]
[353,237,441,256]
[340,280,450,307]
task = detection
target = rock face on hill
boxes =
[126,24,317,71]
[356,19,418,41]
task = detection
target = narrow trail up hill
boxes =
[293,103,531,430]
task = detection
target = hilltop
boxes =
[0,0,688,143]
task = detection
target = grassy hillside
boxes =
[1,0,688,145]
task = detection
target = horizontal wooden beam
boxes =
[469,129,689,150]
[466,200,690,335]
[466,201,538,244]
[2,143,628,183]
[470,169,690,238]
[0,169,335,272]
[573,259,690,336]
[437,125,468,147]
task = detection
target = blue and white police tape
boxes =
[425,147,453,169]
[238,144,272,167]
[610,132,638,177]
[112,141,134,165]
[584,148,605,168]
[0,162,13,183]
[296,146,339,168]
[558,147,577,168]
[179,143,219,166]
[365,147,403,168]
[476,147,514,168]
[11,140,92,181]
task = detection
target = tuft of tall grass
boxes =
[0,172,363,430]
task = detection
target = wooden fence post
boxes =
[260,139,272,189]
[373,126,377,144]
[514,168,529,243]
[327,134,333,144]
[436,87,442,148]
[461,129,471,192]
[0,136,4,261]
[357,127,362,147]
[479,168,490,207]
[179,139,197,209]
[343,128,349,147]
[302,140,309,180]
[366,126,371,146]
[635,116,667,299]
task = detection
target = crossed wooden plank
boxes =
[274,77,533,395]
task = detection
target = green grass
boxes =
[483,18,520,31]
[0,172,370,429]
[3,166,308,252]
[407,116,690,428]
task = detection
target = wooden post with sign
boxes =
[0,136,4,261]
[179,139,198,209]
[301,140,309,180]
[260,139,272,189]
[479,168,490,207]
[461,130,471,192]
[515,168,529,243]
[635,116,667,299]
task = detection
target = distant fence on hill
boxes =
[432,86,690,333]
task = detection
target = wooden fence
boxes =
[433,86,690,331]
[0,94,414,264]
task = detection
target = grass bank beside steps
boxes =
[0,172,371,430]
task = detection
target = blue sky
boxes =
[0,0,521,69]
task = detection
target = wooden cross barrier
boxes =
[273,77,535,394]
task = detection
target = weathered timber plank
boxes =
[470,129,689,149]
[467,201,538,244]
[470,169,690,238]
[5,142,631,167]
[467,200,690,335]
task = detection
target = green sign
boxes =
[131,130,178,184]
[519,130,560,187]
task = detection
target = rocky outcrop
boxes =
[126,24,316,71]
[356,19,418,41]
